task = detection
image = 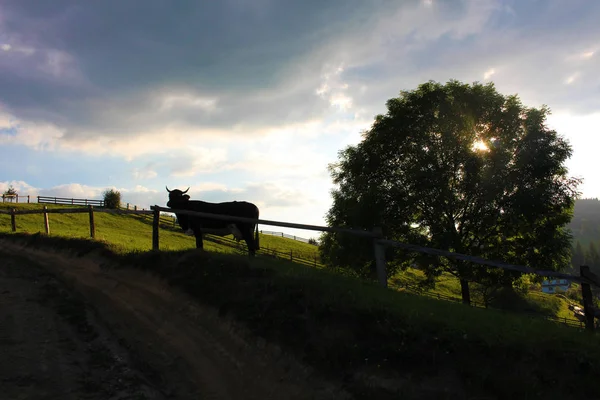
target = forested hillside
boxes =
[570,198,600,273]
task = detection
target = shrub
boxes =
[102,188,121,209]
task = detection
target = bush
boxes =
[102,189,121,209]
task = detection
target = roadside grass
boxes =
[2,232,599,399]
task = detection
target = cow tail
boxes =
[255,224,260,251]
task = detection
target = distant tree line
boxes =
[572,240,600,275]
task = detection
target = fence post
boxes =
[10,208,16,232]
[16,194,19,203]
[580,265,596,332]
[27,195,30,203]
[152,206,160,251]
[372,226,388,288]
[43,206,50,234]
[88,205,95,239]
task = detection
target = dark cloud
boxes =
[3,0,600,148]
[0,0,390,137]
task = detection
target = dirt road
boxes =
[0,240,350,399]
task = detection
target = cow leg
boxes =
[244,239,256,257]
[240,226,256,257]
[195,234,204,250]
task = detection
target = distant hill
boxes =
[570,198,600,246]
[569,198,600,272]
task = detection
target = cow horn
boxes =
[165,186,172,193]
[182,187,190,194]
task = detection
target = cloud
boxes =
[3,0,552,160]
[1,179,319,214]
[565,72,580,85]
[0,180,39,197]
[483,68,496,80]
[546,112,600,198]
[337,0,600,118]
[40,183,104,199]
[0,0,395,151]
[132,165,158,180]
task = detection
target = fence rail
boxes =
[205,233,321,267]
[1,203,598,332]
[37,196,104,207]
[150,204,600,332]
[260,230,314,244]
[2,194,31,203]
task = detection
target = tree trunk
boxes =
[460,279,471,305]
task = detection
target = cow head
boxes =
[166,186,190,207]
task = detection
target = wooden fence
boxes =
[37,196,104,207]
[2,194,30,203]
[149,205,600,332]
[1,203,599,331]
[204,233,322,267]
[260,230,314,244]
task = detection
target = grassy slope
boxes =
[0,203,319,257]
[391,268,577,322]
[1,203,575,321]
[1,232,599,399]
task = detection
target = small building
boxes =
[541,278,571,294]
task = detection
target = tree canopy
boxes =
[320,80,581,304]
[102,188,121,209]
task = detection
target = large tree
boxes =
[320,80,581,304]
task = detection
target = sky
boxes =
[1,0,599,241]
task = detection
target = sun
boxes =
[472,140,489,152]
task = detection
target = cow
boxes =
[165,186,260,256]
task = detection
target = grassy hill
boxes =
[0,202,585,324]
[0,203,320,261]
[569,198,600,248]
[1,231,599,399]
[391,268,579,324]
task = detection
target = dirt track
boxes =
[0,240,350,399]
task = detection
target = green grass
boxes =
[391,266,582,323]
[0,203,221,253]
[1,232,600,399]
[0,203,582,322]
[0,203,319,259]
